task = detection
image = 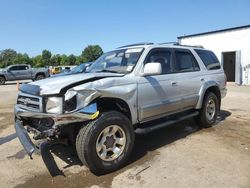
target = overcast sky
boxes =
[0,0,250,56]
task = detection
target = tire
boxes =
[0,76,5,85]
[76,111,134,175]
[195,92,219,128]
[36,74,45,80]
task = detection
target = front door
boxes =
[6,65,19,80]
[137,48,182,122]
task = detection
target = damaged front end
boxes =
[14,88,100,158]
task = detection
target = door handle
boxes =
[171,81,177,86]
[200,78,205,82]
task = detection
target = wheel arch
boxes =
[35,72,45,79]
[0,74,6,79]
[196,82,221,110]
[95,97,132,122]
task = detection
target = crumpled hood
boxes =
[27,72,123,95]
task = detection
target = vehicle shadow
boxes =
[41,109,231,177]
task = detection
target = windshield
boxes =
[70,64,87,74]
[87,48,144,74]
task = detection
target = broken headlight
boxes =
[45,97,63,114]
[64,90,77,112]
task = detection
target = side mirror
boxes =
[142,62,162,76]
[7,68,10,72]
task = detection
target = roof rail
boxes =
[174,43,204,48]
[158,42,204,48]
[117,42,154,49]
[158,42,179,45]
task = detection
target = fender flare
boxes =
[195,81,221,109]
[0,74,6,79]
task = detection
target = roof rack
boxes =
[159,42,204,48]
[158,42,179,45]
[174,44,204,48]
[117,42,154,49]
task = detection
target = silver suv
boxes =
[14,43,227,174]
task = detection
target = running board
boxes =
[135,111,199,134]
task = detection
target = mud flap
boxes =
[15,119,38,159]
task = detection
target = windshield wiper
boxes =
[96,69,119,73]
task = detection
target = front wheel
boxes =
[195,92,219,128]
[76,111,134,175]
[0,76,5,85]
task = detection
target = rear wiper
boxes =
[96,69,119,73]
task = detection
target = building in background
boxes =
[178,25,250,85]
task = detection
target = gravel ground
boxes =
[0,82,249,188]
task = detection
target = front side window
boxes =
[145,49,172,74]
[87,48,144,74]
[174,50,200,72]
[9,66,19,71]
[195,49,221,70]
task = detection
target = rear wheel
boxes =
[76,111,134,175]
[36,74,45,80]
[195,92,219,128]
[0,76,5,85]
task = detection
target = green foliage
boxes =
[51,54,62,66]
[31,55,43,68]
[0,49,18,68]
[0,45,103,68]
[81,45,103,62]
[42,50,52,66]
[67,54,77,65]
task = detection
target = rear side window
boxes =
[195,49,221,70]
[19,65,29,70]
[174,50,200,72]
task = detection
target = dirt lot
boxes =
[0,82,250,188]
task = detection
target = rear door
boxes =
[172,48,202,109]
[137,48,183,122]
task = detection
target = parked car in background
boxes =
[52,62,93,77]
[63,67,71,73]
[0,64,49,85]
[50,67,62,74]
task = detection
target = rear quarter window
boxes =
[195,49,221,70]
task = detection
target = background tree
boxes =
[41,49,52,67]
[81,45,103,62]
[0,49,17,68]
[60,54,68,65]
[50,54,62,66]
[0,44,103,68]
[31,55,43,67]
[67,54,77,65]
[13,53,32,65]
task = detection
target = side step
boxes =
[135,111,199,134]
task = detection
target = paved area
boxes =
[0,83,249,188]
